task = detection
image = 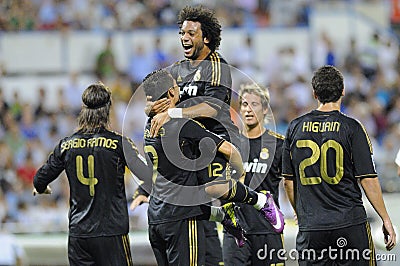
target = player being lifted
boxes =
[133,70,284,265]
[223,83,285,265]
[33,82,151,266]
[147,5,284,245]
[283,65,396,265]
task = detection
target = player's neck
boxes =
[243,124,266,139]
[190,48,211,66]
[316,101,341,112]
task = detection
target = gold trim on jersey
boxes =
[366,221,376,266]
[210,52,221,86]
[189,218,198,266]
[267,130,285,140]
[360,123,373,154]
[355,174,378,178]
[122,234,133,266]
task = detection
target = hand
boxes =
[383,219,396,251]
[145,96,170,117]
[150,111,170,137]
[33,185,52,196]
[130,195,149,211]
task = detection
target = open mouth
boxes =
[182,44,193,53]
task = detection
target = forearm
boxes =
[181,102,218,119]
[284,179,296,210]
[360,177,391,222]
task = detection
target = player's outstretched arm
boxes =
[360,177,396,251]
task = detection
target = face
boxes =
[240,93,268,128]
[180,20,209,60]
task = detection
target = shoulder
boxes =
[266,129,285,141]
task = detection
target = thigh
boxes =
[203,221,223,266]
[332,222,376,266]
[296,231,333,266]
[68,236,94,266]
[223,233,251,266]
[163,218,206,266]
[199,153,231,186]
[249,234,285,266]
[90,234,132,266]
[149,224,168,266]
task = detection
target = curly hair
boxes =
[178,5,221,52]
[312,65,344,104]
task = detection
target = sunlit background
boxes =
[0,0,400,265]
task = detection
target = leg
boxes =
[332,222,376,266]
[223,233,251,266]
[148,224,168,266]
[68,236,94,266]
[89,234,133,266]
[296,230,334,266]
[203,220,224,266]
[249,234,285,266]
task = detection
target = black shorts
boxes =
[68,234,132,266]
[203,220,223,266]
[223,233,285,266]
[198,153,232,186]
[296,222,376,266]
[149,218,206,266]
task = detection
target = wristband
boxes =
[168,108,183,118]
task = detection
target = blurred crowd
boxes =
[1,0,399,233]
[0,0,312,31]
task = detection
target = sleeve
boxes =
[33,141,65,193]
[123,136,152,193]
[275,138,284,180]
[352,121,378,179]
[282,124,295,180]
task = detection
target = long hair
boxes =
[178,5,221,52]
[77,82,112,133]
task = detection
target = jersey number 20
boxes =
[296,139,344,185]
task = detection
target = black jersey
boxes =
[236,130,284,235]
[33,127,151,237]
[144,118,224,225]
[169,52,239,143]
[282,110,377,231]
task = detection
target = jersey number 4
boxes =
[76,155,98,196]
[296,139,344,185]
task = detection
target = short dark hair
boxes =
[142,69,174,101]
[78,82,111,132]
[178,5,221,52]
[311,65,344,104]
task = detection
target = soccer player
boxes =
[283,65,396,265]
[223,84,285,265]
[134,69,284,265]
[33,82,151,266]
[146,6,283,263]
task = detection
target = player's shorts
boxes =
[203,220,224,266]
[68,234,132,266]
[198,152,233,186]
[148,218,205,266]
[223,232,285,266]
[296,221,376,266]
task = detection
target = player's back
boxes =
[59,128,131,237]
[284,110,377,230]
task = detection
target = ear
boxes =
[263,106,269,116]
[204,37,210,44]
[168,88,175,98]
[312,91,317,99]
